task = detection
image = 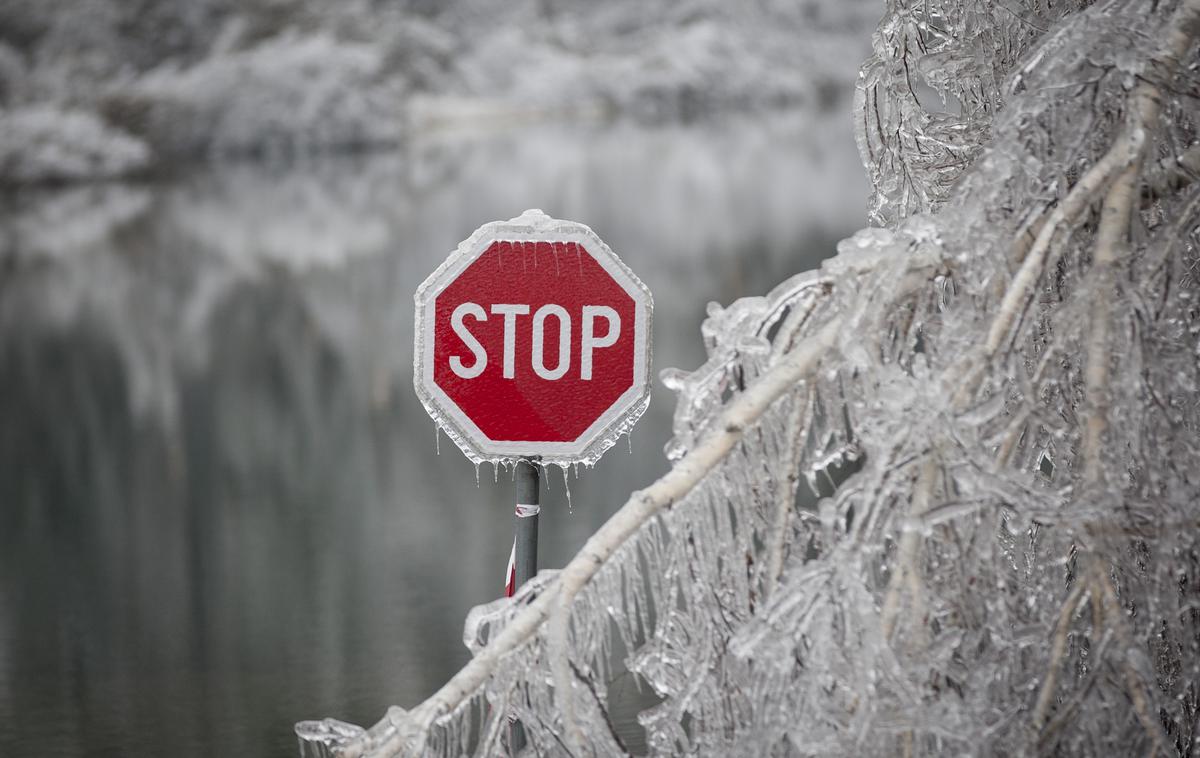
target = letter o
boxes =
[531,304,570,380]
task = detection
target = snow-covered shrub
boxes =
[2,0,878,169]
[0,183,150,260]
[419,0,875,124]
[101,33,404,158]
[0,106,150,183]
[299,0,1200,756]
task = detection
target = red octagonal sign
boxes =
[414,210,652,466]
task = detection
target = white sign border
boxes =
[414,211,653,466]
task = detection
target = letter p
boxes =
[581,305,620,380]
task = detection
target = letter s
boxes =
[449,302,487,379]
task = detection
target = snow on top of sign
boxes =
[413,209,653,474]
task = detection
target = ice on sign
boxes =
[414,210,652,468]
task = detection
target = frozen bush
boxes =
[102,33,404,158]
[0,105,149,183]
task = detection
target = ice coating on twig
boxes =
[295,719,367,758]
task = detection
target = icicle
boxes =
[562,465,572,512]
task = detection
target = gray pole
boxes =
[510,458,539,755]
[513,458,540,589]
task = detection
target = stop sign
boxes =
[414,210,652,465]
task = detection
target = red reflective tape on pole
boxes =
[504,541,516,598]
[505,504,539,597]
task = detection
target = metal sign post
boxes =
[509,458,539,754]
[513,459,540,590]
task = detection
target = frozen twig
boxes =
[763,384,810,599]
[1091,561,1173,755]
[1036,628,1114,751]
[984,138,1138,352]
[948,134,1135,408]
[1013,138,1198,265]
[761,287,828,599]
[1080,161,1139,484]
[880,457,937,641]
[1029,581,1088,734]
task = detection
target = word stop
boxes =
[448,302,621,381]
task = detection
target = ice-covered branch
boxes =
[1082,0,1200,484]
[342,316,843,757]
[1030,581,1089,735]
[953,0,1200,409]
[879,457,937,641]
